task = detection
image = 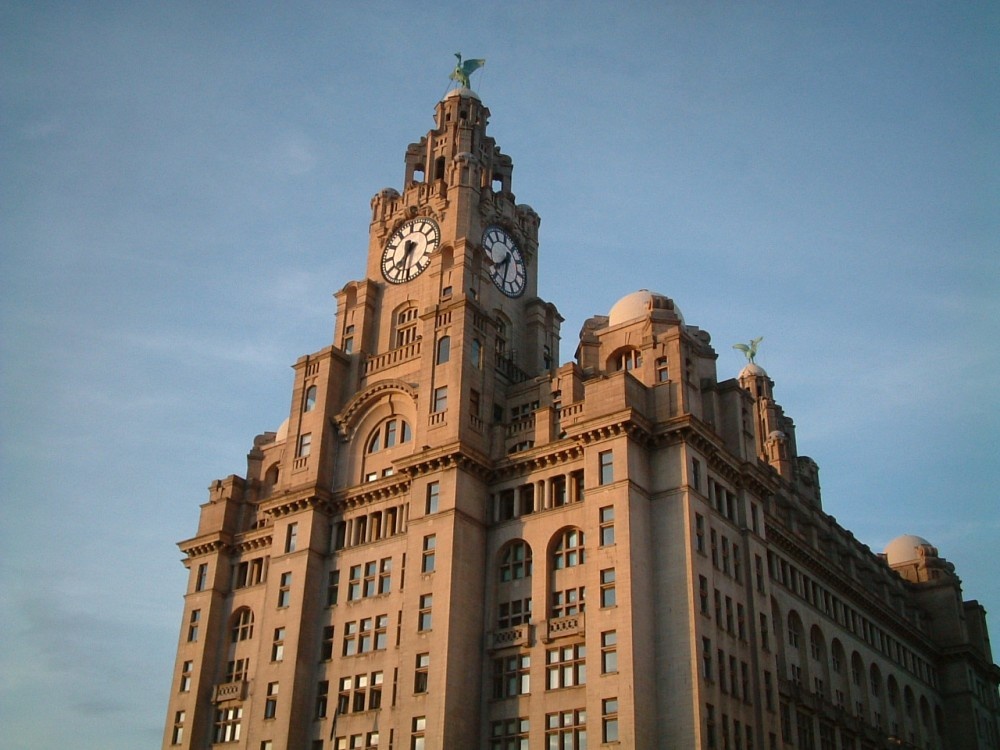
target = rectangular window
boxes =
[545,709,586,749]
[599,505,615,546]
[493,653,531,698]
[421,535,436,573]
[692,458,702,491]
[738,603,746,640]
[601,630,617,674]
[711,529,719,567]
[702,637,713,680]
[602,698,619,743]
[315,680,329,719]
[546,643,586,689]
[171,710,185,745]
[695,513,705,554]
[213,706,243,743]
[378,557,392,593]
[600,568,616,608]
[195,563,208,591]
[699,575,709,615]
[297,432,312,458]
[489,718,529,750]
[277,572,292,607]
[498,598,532,629]
[551,586,585,618]
[706,704,716,749]
[755,555,765,593]
[760,614,770,651]
[285,522,298,553]
[272,627,285,661]
[179,660,193,692]
[187,609,201,642]
[598,449,614,484]
[426,481,440,514]
[418,594,433,631]
[765,670,774,710]
[264,682,278,719]
[470,388,481,417]
[327,570,340,606]
[320,625,335,661]
[411,716,426,750]
[414,652,429,693]
[432,386,447,412]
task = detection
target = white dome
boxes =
[275,418,290,443]
[608,289,683,327]
[444,86,480,101]
[740,363,768,378]
[883,534,935,566]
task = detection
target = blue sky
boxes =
[2,2,997,748]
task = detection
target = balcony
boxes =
[212,680,248,703]
[489,623,533,651]
[544,613,585,642]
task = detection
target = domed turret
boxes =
[608,289,684,327]
[883,534,937,566]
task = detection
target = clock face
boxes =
[381,218,440,284]
[483,225,526,298]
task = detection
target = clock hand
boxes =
[394,240,416,271]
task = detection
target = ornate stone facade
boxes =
[163,87,1000,750]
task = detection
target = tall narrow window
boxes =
[602,698,619,743]
[342,324,354,353]
[171,711,185,745]
[600,568,617,607]
[271,628,285,661]
[412,716,427,750]
[656,357,669,382]
[432,386,447,412]
[426,482,440,514]
[304,385,317,412]
[598,450,614,485]
[264,682,278,719]
[187,609,201,642]
[421,535,436,573]
[277,572,292,608]
[195,563,208,592]
[436,335,450,364]
[471,338,482,368]
[601,631,618,673]
[179,660,193,692]
[285,523,298,553]
[418,594,433,631]
[414,653,430,693]
[297,433,312,458]
[599,505,615,546]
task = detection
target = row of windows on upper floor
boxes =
[767,550,937,688]
[771,605,946,748]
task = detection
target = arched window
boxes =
[553,528,585,569]
[870,664,882,698]
[499,540,532,582]
[304,385,317,412]
[231,608,254,642]
[609,347,642,372]
[436,335,450,364]
[366,418,412,454]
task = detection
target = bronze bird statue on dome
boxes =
[733,337,764,364]
[449,53,485,88]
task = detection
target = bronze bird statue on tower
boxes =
[733,337,764,364]
[449,53,486,88]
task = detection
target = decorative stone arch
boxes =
[851,650,869,712]
[548,526,587,619]
[606,344,643,374]
[809,624,830,698]
[335,380,419,484]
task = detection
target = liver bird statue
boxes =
[449,53,485,88]
[733,337,764,364]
